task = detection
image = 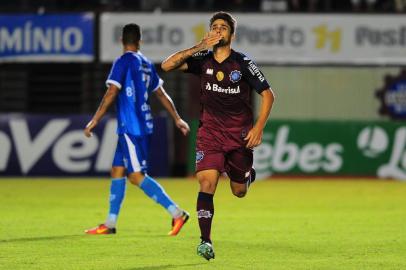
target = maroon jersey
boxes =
[185,49,270,135]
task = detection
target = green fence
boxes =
[188,119,406,180]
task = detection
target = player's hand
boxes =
[175,118,190,136]
[84,119,98,138]
[244,126,263,149]
[197,32,222,51]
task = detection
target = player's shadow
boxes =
[131,234,172,238]
[219,239,317,255]
[0,234,83,244]
[0,233,185,244]
[127,264,201,270]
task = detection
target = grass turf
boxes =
[0,178,405,270]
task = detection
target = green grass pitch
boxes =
[1,178,405,270]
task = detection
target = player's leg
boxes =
[196,169,219,242]
[196,169,218,261]
[195,146,225,260]
[85,140,126,235]
[127,170,189,235]
[226,148,255,198]
[124,134,189,236]
[104,166,127,229]
[229,169,256,198]
[196,169,219,260]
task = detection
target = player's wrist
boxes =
[194,43,206,53]
[253,124,264,132]
[87,119,98,127]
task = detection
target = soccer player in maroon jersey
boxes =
[161,12,275,260]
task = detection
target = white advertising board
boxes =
[100,13,406,64]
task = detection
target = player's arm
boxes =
[161,33,222,72]
[244,89,275,148]
[153,86,190,136]
[84,85,120,137]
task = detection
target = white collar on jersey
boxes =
[125,50,143,55]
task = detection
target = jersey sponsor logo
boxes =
[247,60,265,82]
[145,113,153,121]
[196,150,204,163]
[205,83,241,94]
[216,71,224,81]
[141,102,151,112]
[139,66,152,73]
[229,70,242,83]
[142,73,151,89]
[197,209,212,219]
[206,68,213,75]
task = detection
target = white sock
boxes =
[105,214,117,228]
[168,205,183,219]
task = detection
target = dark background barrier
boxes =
[0,114,169,177]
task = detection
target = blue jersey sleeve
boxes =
[148,64,163,93]
[106,57,128,89]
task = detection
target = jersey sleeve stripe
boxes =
[106,79,122,89]
[151,78,164,92]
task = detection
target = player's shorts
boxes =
[195,127,253,184]
[112,133,150,174]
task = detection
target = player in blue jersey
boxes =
[83,23,190,236]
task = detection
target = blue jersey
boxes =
[106,51,163,136]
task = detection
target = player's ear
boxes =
[231,33,235,41]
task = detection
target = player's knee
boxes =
[128,172,145,186]
[199,180,216,193]
[111,167,125,179]
[128,177,137,186]
[199,178,216,193]
[232,190,246,198]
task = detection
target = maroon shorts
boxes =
[195,127,253,184]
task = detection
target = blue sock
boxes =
[105,177,126,228]
[139,175,181,218]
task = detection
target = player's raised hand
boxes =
[198,32,222,51]
[84,119,98,138]
[244,126,263,149]
[176,118,190,136]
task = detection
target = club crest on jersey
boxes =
[196,151,204,163]
[229,70,242,83]
[206,68,213,75]
[216,71,224,81]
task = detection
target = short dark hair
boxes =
[122,23,141,45]
[209,11,236,34]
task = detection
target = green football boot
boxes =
[197,241,215,261]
